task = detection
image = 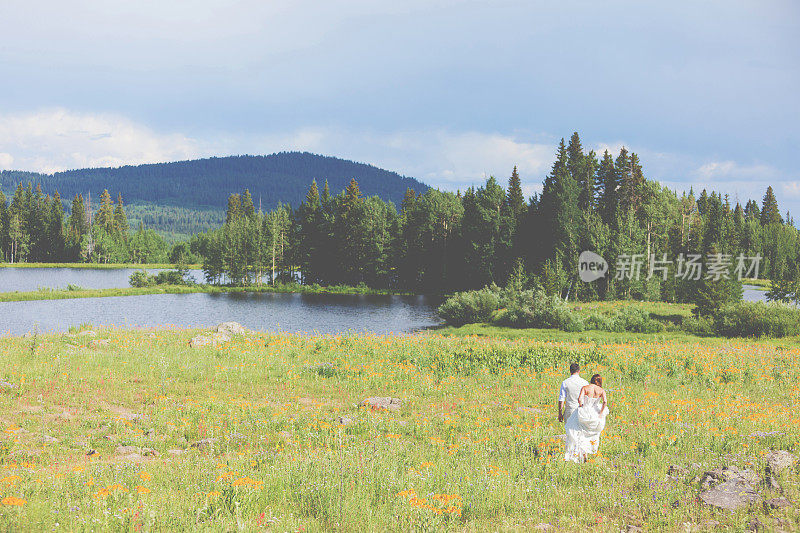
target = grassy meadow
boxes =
[0,327,798,531]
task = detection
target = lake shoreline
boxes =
[0,262,202,270]
[0,283,414,303]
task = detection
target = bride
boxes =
[564,374,609,463]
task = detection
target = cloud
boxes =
[1,107,796,217]
[248,128,555,193]
[0,108,202,174]
[694,160,779,182]
[782,181,800,198]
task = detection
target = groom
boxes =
[558,363,589,424]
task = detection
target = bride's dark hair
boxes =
[590,374,602,387]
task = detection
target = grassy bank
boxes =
[0,262,201,270]
[0,328,797,530]
[0,283,408,303]
[743,277,771,290]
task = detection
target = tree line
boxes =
[4,131,799,305]
[0,183,169,264]
[189,132,799,304]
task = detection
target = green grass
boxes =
[0,283,409,303]
[0,262,201,270]
[743,277,771,290]
[0,328,797,530]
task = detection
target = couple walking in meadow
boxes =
[557,363,609,463]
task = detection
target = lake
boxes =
[0,267,778,336]
[0,292,441,336]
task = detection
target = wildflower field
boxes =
[0,327,798,531]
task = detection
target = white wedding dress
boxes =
[564,396,609,463]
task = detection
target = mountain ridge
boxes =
[0,152,429,211]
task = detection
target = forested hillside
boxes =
[0,152,427,236]
[192,132,800,304]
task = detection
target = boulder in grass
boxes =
[216,322,247,335]
[765,496,793,510]
[765,450,797,473]
[360,397,401,411]
[700,480,761,510]
[190,438,218,450]
[189,333,230,348]
[700,466,758,489]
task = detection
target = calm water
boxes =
[0,268,776,336]
[0,267,204,292]
[0,292,441,336]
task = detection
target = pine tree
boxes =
[241,189,256,219]
[114,193,129,232]
[760,186,781,225]
[95,190,115,231]
[48,192,65,260]
[226,194,242,224]
[504,166,526,222]
[297,181,323,284]
[596,150,617,224]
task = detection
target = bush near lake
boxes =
[714,301,800,338]
[129,269,194,288]
[0,328,798,531]
[439,286,800,338]
[439,287,664,335]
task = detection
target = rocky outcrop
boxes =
[699,466,762,510]
[216,322,247,335]
[765,450,797,473]
[360,397,401,411]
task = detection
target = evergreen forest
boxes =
[2,133,799,305]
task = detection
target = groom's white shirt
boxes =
[559,373,589,421]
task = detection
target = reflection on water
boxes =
[0,292,441,336]
[0,267,204,292]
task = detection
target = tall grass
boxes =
[0,328,796,530]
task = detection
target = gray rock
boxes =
[40,435,58,444]
[765,496,793,510]
[167,449,185,456]
[360,397,401,411]
[700,466,758,489]
[190,438,218,450]
[216,322,246,335]
[765,450,797,473]
[115,445,139,455]
[531,524,553,531]
[337,416,353,426]
[77,330,97,338]
[626,526,643,533]
[700,480,761,510]
[668,464,688,477]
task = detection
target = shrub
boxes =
[712,301,800,338]
[437,286,503,326]
[129,270,154,288]
[608,307,664,334]
[153,270,187,285]
[495,290,583,331]
[680,316,715,337]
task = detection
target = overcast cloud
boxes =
[0,1,797,213]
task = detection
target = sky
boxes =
[0,0,798,214]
